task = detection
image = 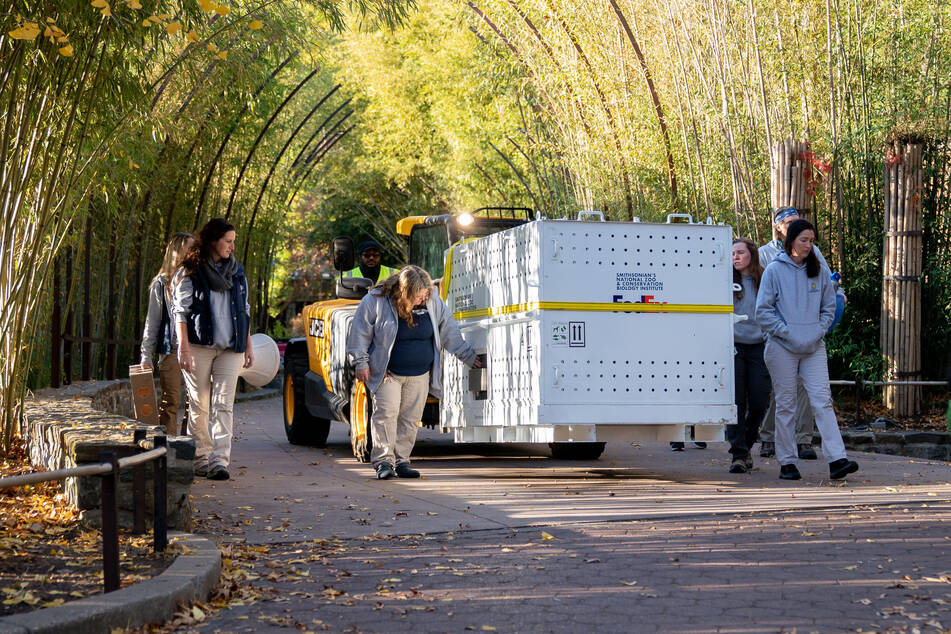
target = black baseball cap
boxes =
[358,240,382,254]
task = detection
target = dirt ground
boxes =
[0,439,173,616]
[833,388,950,430]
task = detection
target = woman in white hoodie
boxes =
[755,219,858,481]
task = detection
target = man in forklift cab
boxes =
[343,240,399,285]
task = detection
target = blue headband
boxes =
[773,208,799,223]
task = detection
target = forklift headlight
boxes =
[455,212,474,227]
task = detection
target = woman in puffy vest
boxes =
[173,218,253,481]
[140,232,194,433]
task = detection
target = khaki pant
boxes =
[157,354,183,434]
[182,346,243,469]
[370,372,430,468]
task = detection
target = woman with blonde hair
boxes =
[140,232,194,433]
[347,265,483,479]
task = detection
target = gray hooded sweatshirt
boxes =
[733,275,764,344]
[346,289,478,397]
[755,252,836,355]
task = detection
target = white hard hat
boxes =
[240,333,280,387]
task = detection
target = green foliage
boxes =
[0,0,417,453]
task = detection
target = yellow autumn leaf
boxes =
[126,0,142,8]
[166,21,182,35]
[56,35,69,43]
[9,22,41,40]
[214,4,230,16]
[540,531,555,541]
[58,44,73,57]
[141,18,151,27]
[91,0,107,7]
[248,19,263,30]
[216,50,227,60]
[192,605,205,620]
[100,4,111,17]
[206,42,218,53]
[186,29,198,42]
[481,627,497,632]
[198,0,215,10]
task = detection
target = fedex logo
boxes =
[612,294,666,305]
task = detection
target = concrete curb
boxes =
[234,388,280,403]
[0,532,221,634]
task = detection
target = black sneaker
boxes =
[760,441,775,458]
[779,464,802,480]
[693,442,707,449]
[729,459,749,474]
[376,463,396,480]
[395,463,420,478]
[670,442,685,451]
[829,458,859,480]
[207,465,230,480]
[798,444,818,460]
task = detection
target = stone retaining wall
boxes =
[841,429,951,461]
[24,380,194,530]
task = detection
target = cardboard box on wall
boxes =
[129,365,159,426]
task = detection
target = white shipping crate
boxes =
[441,218,737,444]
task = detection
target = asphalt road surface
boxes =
[188,396,951,633]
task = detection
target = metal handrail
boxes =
[830,379,949,387]
[0,431,170,593]
[828,378,950,422]
[0,463,112,488]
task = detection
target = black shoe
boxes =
[693,442,707,449]
[779,464,802,480]
[207,465,230,481]
[395,463,420,479]
[798,444,818,460]
[829,458,859,480]
[744,455,754,470]
[670,442,685,451]
[376,462,396,480]
[729,459,749,474]
[760,441,775,458]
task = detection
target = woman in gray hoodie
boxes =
[347,265,482,480]
[728,238,770,474]
[755,219,859,481]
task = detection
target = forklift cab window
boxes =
[409,224,450,279]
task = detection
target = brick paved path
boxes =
[186,398,951,633]
[197,503,951,633]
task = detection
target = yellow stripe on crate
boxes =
[453,301,733,321]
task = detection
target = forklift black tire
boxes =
[548,442,606,460]
[282,352,331,446]
[349,381,374,463]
